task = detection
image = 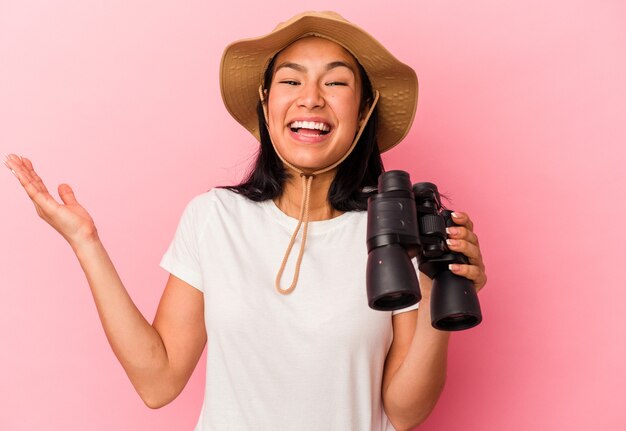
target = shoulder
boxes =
[185,188,256,211]
[181,188,268,226]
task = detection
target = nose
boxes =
[297,82,325,110]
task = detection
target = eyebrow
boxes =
[275,61,356,75]
[326,61,356,74]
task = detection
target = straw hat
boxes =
[219,11,418,153]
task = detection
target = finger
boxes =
[9,156,57,208]
[449,264,487,291]
[20,157,50,194]
[4,154,22,176]
[6,154,37,185]
[23,179,62,214]
[452,211,474,232]
[3,156,18,178]
[446,225,479,246]
[446,238,484,267]
[5,155,63,220]
[8,160,60,212]
[5,153,25,171]
[58,183,78,205]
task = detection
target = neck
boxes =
[274,168,343,221]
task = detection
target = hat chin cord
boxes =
[259,86,380,295]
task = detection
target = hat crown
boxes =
[273,11,346,32]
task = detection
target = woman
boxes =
[4,11,487,431]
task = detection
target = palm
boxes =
[5,155,97,245]
[45,192,95,240]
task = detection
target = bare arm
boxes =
[4,154,206,408]
[382,282,450,431]
[382,212,487,430]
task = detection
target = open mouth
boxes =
[289,120,331,136]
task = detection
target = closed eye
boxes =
[279,80,300,86]
[326,82,347,86]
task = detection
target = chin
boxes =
[284,149,346,171]
[287,158,338,173]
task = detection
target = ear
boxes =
[258,85,268,104]
[358,90,380,129]
[358,102,370,129]
[258,85,270,124]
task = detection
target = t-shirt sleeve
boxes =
[391,257,421,315]
[160,196,205,292]
[391,300,420,315]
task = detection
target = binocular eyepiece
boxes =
[366,170,482,331]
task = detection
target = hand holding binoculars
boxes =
[366,170,482,331]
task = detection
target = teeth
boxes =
[289,121,330,132]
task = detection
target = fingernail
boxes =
[449,264,460,271]
[446,239,458,246]
[451,212,460,218]
[446,227,458,235]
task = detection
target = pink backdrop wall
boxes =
[1,1,625,429]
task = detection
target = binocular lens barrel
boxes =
[366,243,420,310]
[378,170,413,192]
[431,271,482,331]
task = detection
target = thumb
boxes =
[58,183,78,205]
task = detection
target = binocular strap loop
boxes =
[275,174,314,295]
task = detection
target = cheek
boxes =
[266,95,291,125]
[265,110,283,135]
[334,95,362,121]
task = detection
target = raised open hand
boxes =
[4,154,97,247]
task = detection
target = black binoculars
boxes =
[366,170,482,331]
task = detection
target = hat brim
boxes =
[220,12,418,153]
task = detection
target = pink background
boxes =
[1,1,625,430]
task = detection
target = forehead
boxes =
[273,36,359,67]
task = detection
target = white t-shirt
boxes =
[160,188,418,430]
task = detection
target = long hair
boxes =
[222,50,384,211]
